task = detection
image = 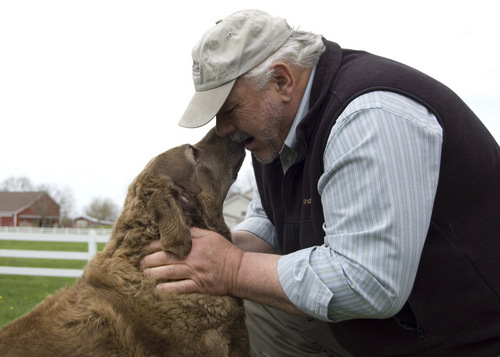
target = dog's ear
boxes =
[149,182,192,259]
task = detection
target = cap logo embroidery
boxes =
[192,63,200,78]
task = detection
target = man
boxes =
[142,9,500,356]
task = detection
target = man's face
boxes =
[215,79,288,164]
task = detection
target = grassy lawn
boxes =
[0,240,106,328]
[0,275,77,327]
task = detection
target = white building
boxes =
[223,190,253,229]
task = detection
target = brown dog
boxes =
[0,128,249,356]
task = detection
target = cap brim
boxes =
[178,80,236,128]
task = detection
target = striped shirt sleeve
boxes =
[277,91,443,321]
[232,185,279,250]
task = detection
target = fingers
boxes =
[141,249,181,270]
[143,259,200,294]
[156,279,200,294]
[142,229,225,295]
[144,263,192,281]
[141,250,167,269]
[141,238,201,294]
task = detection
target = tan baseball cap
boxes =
[178,10,292,128]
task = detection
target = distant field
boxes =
[0,240,105,327]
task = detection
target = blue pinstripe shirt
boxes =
[234,70,443,322]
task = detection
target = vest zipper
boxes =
[393,301,426,343]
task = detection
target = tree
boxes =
[85,198,119,222]
[0,176,34,191]
[38,183,75,225]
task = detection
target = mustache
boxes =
[229,131,252,143]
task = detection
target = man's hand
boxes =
[142,227,308,317]
[142,227,244,296]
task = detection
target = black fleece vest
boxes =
[253,40,500,355]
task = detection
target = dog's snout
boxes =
[196,128,245,162]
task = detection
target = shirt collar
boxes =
[279,64,317,173]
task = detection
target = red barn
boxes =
[0,192,60,227]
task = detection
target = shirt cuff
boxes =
[277,248,334,321]
[232,216,277,249]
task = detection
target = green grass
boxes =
[0,240,106,328]
[0,240,88,251]
[0,275,76,328]
[0,240,106,252]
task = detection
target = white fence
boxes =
[0,227,111,278]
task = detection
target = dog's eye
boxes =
[189,145,199,160]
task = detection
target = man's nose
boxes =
[215,115,237,137]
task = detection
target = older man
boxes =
[143,9,500,356]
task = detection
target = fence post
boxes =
[88,230,97,260]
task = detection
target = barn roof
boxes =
[0,191,46,213]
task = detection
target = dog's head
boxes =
[121,127,245,259]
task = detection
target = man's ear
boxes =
[149,183,192,259]
[270,62,294,103]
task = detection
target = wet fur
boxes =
[0,128,249,356]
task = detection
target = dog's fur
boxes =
[0,128,249,356]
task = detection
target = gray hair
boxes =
[240,30,326,90]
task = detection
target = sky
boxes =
[1,0,499,216]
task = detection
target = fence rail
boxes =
[0,228,111,277]
[0,226,112,235]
